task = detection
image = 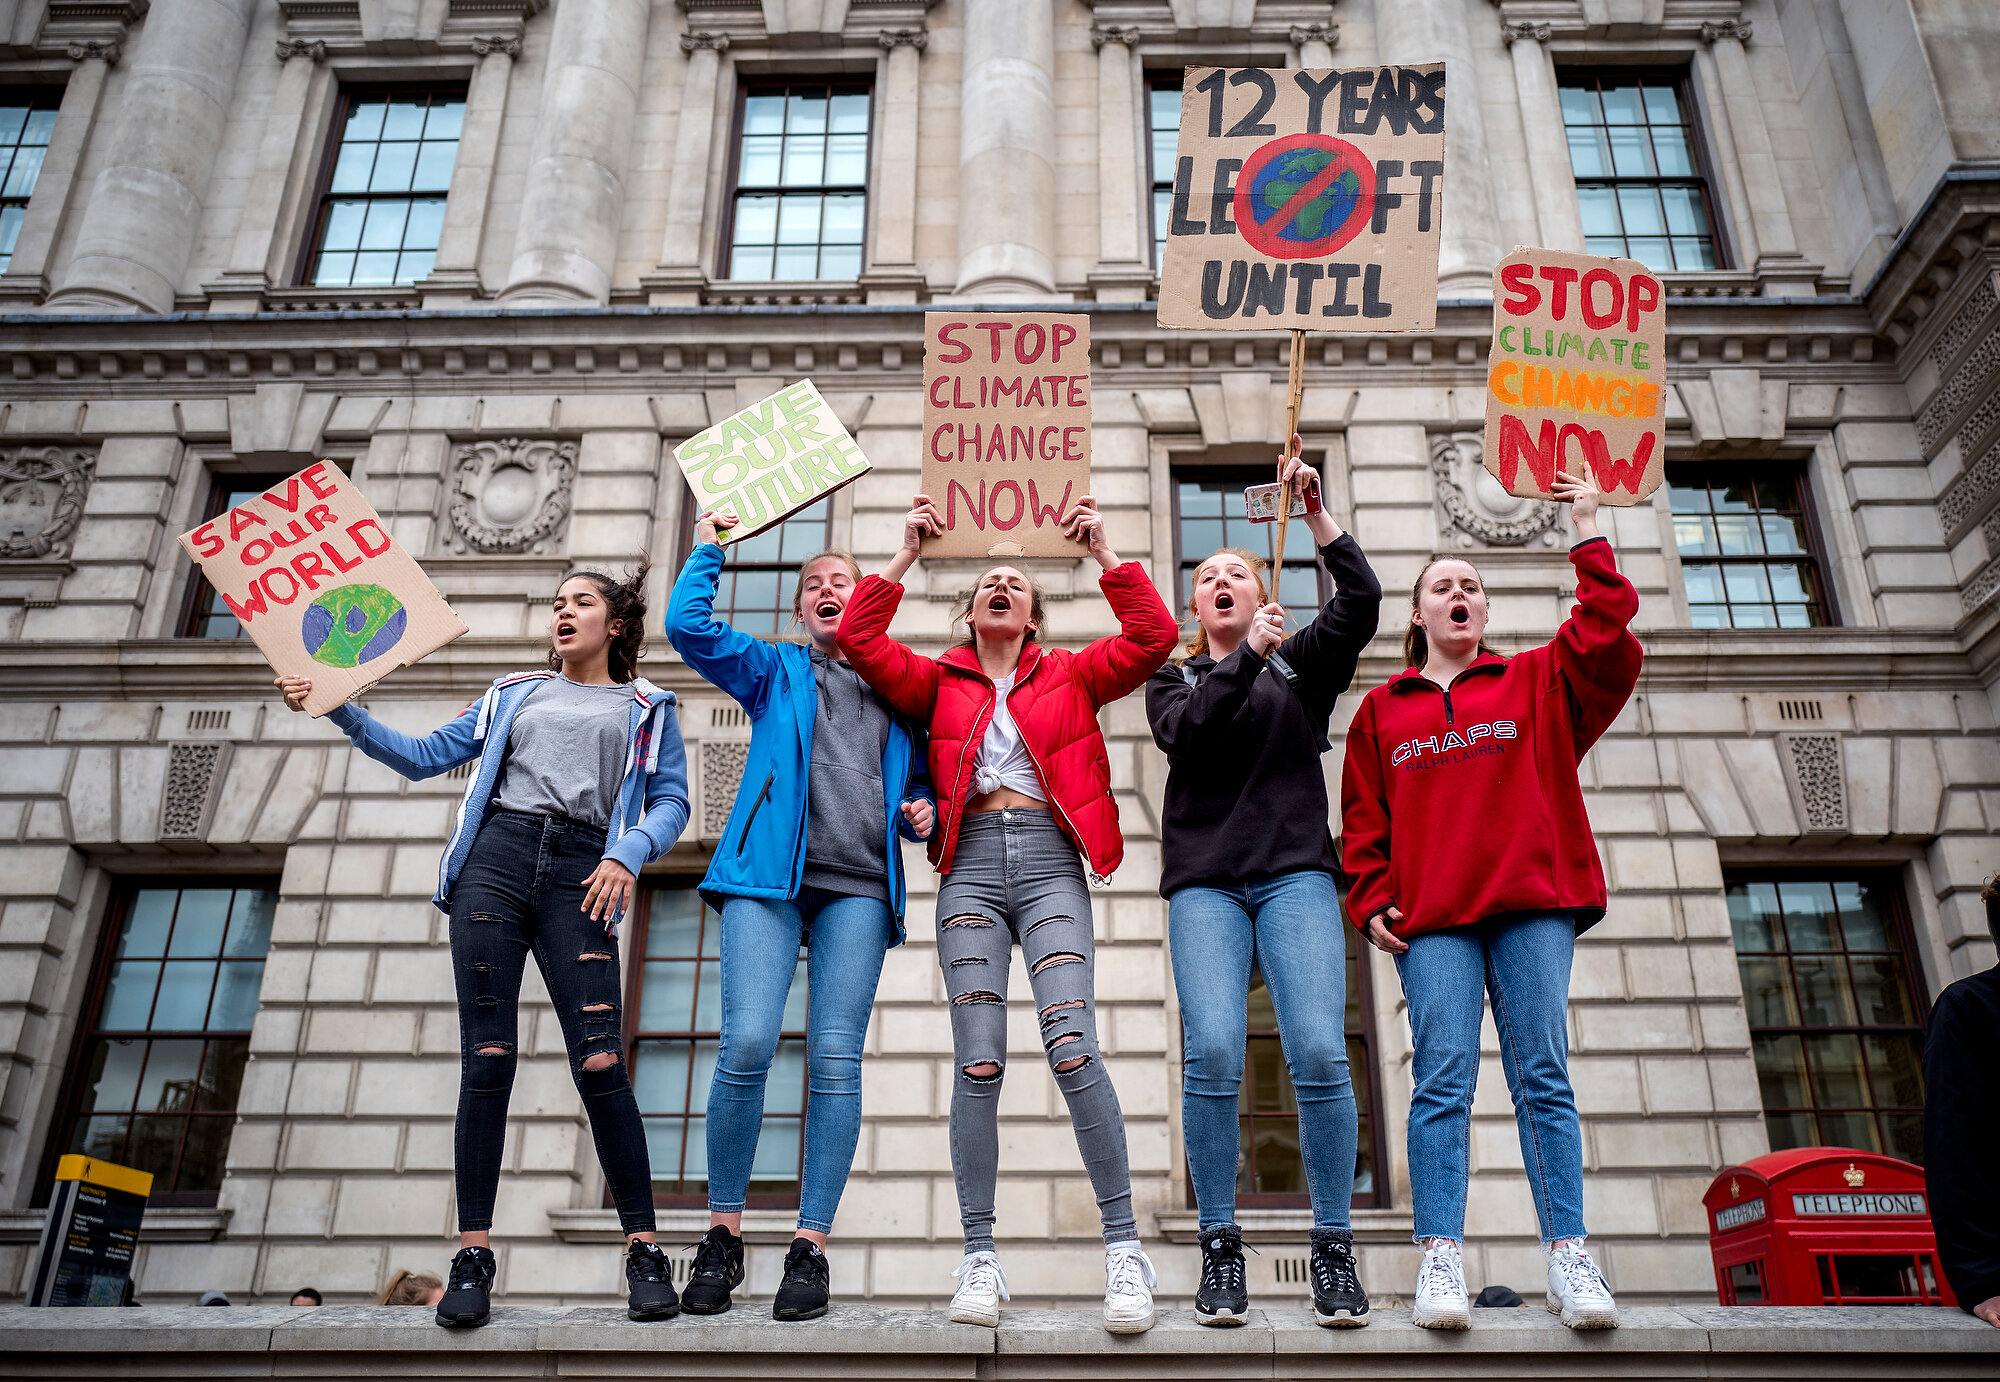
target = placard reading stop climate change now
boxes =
[1158,64,1446,332]
[177,462,468,717]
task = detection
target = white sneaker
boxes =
[947,1250,1008,1327]
[1545,1241,1619,1329]
[1102,1242,1158,1334]
[1411,1239,1470,1330]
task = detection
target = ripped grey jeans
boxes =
[936,808,1136,1253]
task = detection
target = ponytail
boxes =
[552,559,651,682]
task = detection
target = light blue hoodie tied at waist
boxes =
[325,669,690,933]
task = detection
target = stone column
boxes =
[644,30,727,306]
[1503,21,1584,253]
[1374,0,1501,294]
[45,0,258,313]
[0,41,117,305]
[955,0,1056,298]
[1087,25,1151,301]
[860,28,925,302]
[207,38,329,311]
[421,35,520,303]
[1291,23,1339,68]
[497,0,650,305]
[1701,21,1799,262]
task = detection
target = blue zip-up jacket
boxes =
[666,541,930,941]
[326,671,690,932]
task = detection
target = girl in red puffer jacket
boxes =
[837,493,1178,1336]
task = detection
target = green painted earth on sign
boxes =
[1251,149,1364,243]
[301,583,408,668]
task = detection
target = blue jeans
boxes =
[706,886,892,1234]
[1393,912,1586,1244]
[1169,870,1358,1231]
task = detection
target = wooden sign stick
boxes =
[1272,328,1307,602]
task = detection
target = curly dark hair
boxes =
[1982,871,2000,949]
[550,561,651,682]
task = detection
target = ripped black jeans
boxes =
[937,809,1135,1253]
[449,810,655,1235]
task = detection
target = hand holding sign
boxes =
[1059,494,1120,569]
[1549,465,1604,541]
[675,380,872,543]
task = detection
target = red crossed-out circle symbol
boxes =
[1231,133,1376,261]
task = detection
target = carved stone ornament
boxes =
[159,742,229,842]
[471,35,522,59]
[447,437,577,555]
[1699,19,1753,45]
[1501,21,1552,46]
[879,28,929,51]
[66,40,120,64]
[274,37,326,63]
[1288,24,1340,48]
[0,446,95,559]
[1430,432,1562,548]
[680,31,730,54]
[1780,732,1847,834]
[1091,26,1141,49]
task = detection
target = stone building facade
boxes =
[0,0,1996,1312]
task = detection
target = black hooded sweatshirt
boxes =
[1146,533,1382,898]
[1923,963,2000,1315]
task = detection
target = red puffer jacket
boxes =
[837,562,1179,879]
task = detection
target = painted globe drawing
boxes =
[1250,146,1364,246]
[302,583,407,668]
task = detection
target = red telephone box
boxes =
[1704,1148,1956,1306]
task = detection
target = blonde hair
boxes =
[377,1270,443,1306]
[1184,548,1270,658]
[789,548,863,624]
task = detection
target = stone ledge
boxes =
[0,1304,1993,1380]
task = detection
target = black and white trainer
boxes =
[681,1224,745,1315]
[625,1239,679,1321]
[435,1245,496,1329]
[1310,1228,1370,1327]
[1194,1223,1249,1327]
[772,1237,831,1321]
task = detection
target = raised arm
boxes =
[1277,531,1384,697]
[664,520,783,716]
[836,575,942,720]
[281,672,483,781]
[1058,497,1179,705]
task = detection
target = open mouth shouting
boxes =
[555,619,579,641]
[1213,589,1236,613]
[1448,604,1471,626]
[814,599,842,621]
[987,592,1013,615]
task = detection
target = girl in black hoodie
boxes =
[1145,442,1382,1330]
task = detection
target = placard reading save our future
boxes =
[1158,64,1446,332]
[673,380,873,544]
[177,462,468,717]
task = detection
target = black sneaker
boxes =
[1310,1228,1370,1327]
[436,1245,496,1328]
[625,1239,680,1321]
[681,1224,744,1315]
[1194,1223,1248,1326]
[772,1237,830,1321]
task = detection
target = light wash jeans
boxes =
[1393,912,1586,1244]
[1168,870,1358,1231]
[706,886,892,1234]
[936,809,1135,1253]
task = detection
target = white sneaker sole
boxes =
[1546,1293,1619,1330]
[949,1301,999,1328]
[1196,1304,1247,1327]
[1314,1304,1370,1327]
[1103,1308,1155,1334]
[1412,1302,1470,1330]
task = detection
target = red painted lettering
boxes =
[1499,262,1540,316]
[936,322,972,364]
[190,522,223,558]
[989,480,1024,529]
[220,581,270,624]
[300,462,338,500]
[320,538,364,574]
[346,519,391,558]
[1051,322,1077,362]
[1579,269,1623,331]
[1496,414,1559,492]
[262,566,302,605]
[1537,265,1579,320]
[290,551,333,590]
[947,478,985,529]
[1627,274,1661,331]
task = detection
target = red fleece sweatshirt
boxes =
[1340,537,1642,940]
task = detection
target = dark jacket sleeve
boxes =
[1147,649,1266,756]
[1277,532,1384,699]
[1924,975,2000,1313]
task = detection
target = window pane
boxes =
[776,195,821,244]
[1834,881,1891,949]
[81,1039,147,1113]
[740,134,782,185]
[730,242,774,281]
[328,142,375,193]
[1721,564,1772,603]
[1672,236,1716,271]
[693,959,722,1030]
[1652,126,1697,177]
[152,961,216,1030]
[381,100,427,140]
[119,892,178,958]
[763,1041,807,1115]
[403,198,446,251]
[208,961,265,1031]
[1660,184,1707,235]
[102,961,161,1030]
[1576,185,1620,237]
[313,251,355,286]
[1600,84,1645,124]
[1642,85,1684,125]
[1793,956,1857,1026]
[368,141,418,192]
[750,1116,801,1182]
[781,957,809,1030]
[1567,129,1611,179]
[411,141,456,192]
[2,143,43,198]
[1608,125,1654,176]
[352,250,400,285]
[821,193,865,243]
[639,959,696,1030]
[1862,1032,1923,1105]
[824,133,867,185]
[137,1038,204,1114]
[1852,957,1915,1026]
[1753,1033,1809,1109]
[343,99,386,142]
[424,101,466,141]
[1779,881,1838,950]
[644,1118,686,1186]
[733,193,778,245]
[829,93,870,133]
[359,199,409,250]
[1558,85,1601,128]
[1617,185,1667,236]
[1247,1118,1305,1193]
[193,1040,249,1111]
[633,1040,692,1114]
[744,94,785,136]
[1737,956,1797,1027]
[787,92,828,135]
[170,891,231,957]
[0,107,25,145]
[176,1115,234,1194]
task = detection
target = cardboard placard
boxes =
[178,461,467,717]
[1482,247,1667,506]
[921,312,1090,559]
[673,379,872,544]
[1158,64,1446,333]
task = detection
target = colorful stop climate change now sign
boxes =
[1158,64,1445,332]
[1483,247,1667,505]
[674,379,872,544]
[178,461,468,717]
[922,312,1090,559]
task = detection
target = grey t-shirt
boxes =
[492,675,637,829]
[802,648,893,901]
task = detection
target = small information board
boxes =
[28,1155,152,1307]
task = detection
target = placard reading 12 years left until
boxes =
[1158,64,1446,333]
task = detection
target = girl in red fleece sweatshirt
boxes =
[1340,465,1641,1334]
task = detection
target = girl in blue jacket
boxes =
[666,509,934,1323]
[276,565,689,1330]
